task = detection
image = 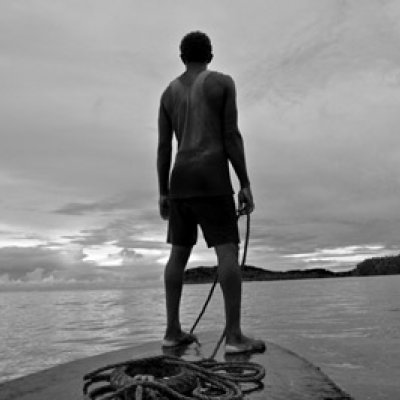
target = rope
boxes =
[190,213,251,358]
[83,354,265,400]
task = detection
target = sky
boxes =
[1,0,400,288]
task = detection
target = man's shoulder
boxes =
[160,78,180,105]
[161,74,186,98]
[207,70,235,87]
[203,71,236,100]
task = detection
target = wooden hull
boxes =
[0,331,353,399]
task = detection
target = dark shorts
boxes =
[167,196,240,248]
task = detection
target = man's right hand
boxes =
[238,187,255,215]
[159,195,170,220]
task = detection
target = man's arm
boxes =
[222,75,250,189]
[157,90,173,219]
[222,75,254,214]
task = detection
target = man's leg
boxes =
[215,242,265,350]
[164,244,192,341]
[215,243,243,342]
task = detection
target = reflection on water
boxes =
[1,276,399,399]
[0,287,166,382]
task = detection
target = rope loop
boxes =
[83,355,264,400]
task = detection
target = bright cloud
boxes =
[82,241,124,267]
[283,244,396,270]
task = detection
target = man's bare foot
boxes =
[162,331,198,348]
[225,334,266,354]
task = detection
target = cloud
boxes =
[283,244,399,271]
[55,199,133,215]
[0,245,83,280]
[239,1,400,104]
[0,268,139,291]
[0,239,164,289]
[0,207,168,285]
[0,246,60,275]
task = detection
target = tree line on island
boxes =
[183,253,400,284]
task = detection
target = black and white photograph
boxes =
[1,1,399,399]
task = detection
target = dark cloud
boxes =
[61,209,161,247]
[54,192,159,216]
[55,200,132,215]
[0,246,81,280]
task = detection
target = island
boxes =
[183,253,400,284]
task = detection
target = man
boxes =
[157,31,265,353]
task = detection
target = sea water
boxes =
[0,275,399,399]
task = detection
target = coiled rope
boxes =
[83,354,264,400]
[83,213,264,399]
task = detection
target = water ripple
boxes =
[1,276,399,400]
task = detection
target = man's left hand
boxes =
[238,187,255,215]
[159,195,170,220]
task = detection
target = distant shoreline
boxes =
[183,254,400,284]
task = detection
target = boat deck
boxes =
[0,331,353,399]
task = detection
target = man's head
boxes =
[180,31,213,65]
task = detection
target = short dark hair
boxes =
[180,31,213,64]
